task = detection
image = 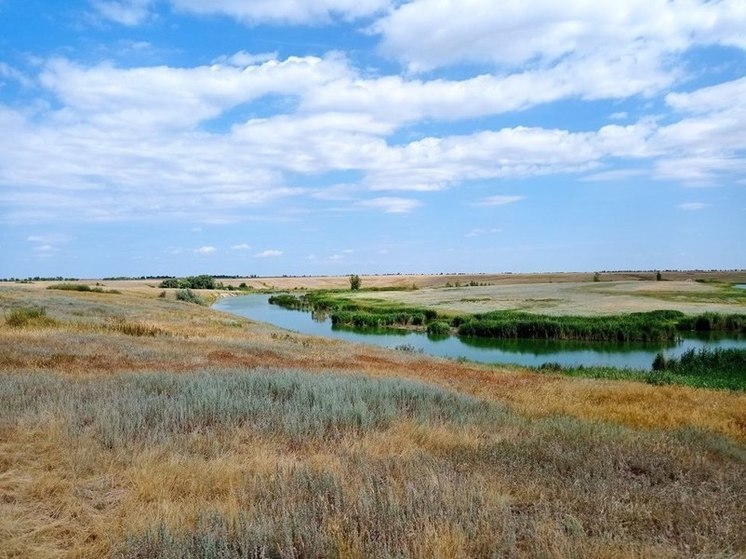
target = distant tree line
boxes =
[0,276,79,283]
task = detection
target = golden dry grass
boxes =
[1,283,745,558]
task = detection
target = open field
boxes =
[338,280,746,317]
[8,269,746,294]
[1,282,745,558]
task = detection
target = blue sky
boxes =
[1,0,745,278]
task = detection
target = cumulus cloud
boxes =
[374,0,746,72]
[38,54,350,131]
[1,34,745,228]
[230,243,251,250]
[194,246,216,254]
[255,249,283,258]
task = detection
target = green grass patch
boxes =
[47,283,121,294]
[535,347,746,390]
[4,306,57,328]
[651,348,746,391]
[635,284,746,304]
[458,310,684,342]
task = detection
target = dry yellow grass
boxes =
[1,283,745,558]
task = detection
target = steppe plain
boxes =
[1,271,745,558]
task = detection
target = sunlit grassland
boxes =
[1,284,745,558]
[332,279,746,317]
[2,369,744,558]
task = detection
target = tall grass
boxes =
[4,306,57,328]
[0,369,504,448]
[270,292,437,329]
[457,310,684,342]
[652,348,746,390]
[535,348,746,390]
[3,369,745,558]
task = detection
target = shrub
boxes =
[349,274,362,290]
[175,288,205,305]
[269,294,303,309]
[652,352,667,371]
[159,275,217,289]
[650,348,746,390]
[5,306,56,328]
[427,321,450,337]
[159,278,180,288]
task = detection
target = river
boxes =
[213,294,746,370]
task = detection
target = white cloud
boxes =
[677,202,709,210]
[374,0,746,72]
[230,243,251,250]
[475,196,524,207]
[357,197,421,213]
[38,55,350,131]
[2,46,745,227]
[214,51,278,67]
[170,0,391,24]
[666,77,746,114]
[91,0,155,25]
[255,249,283,258]
[0,63,33,88]
[581,169,647,182]
[194,246,216,254]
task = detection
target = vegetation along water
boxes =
[214,294,746,387]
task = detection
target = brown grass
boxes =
[1,283,745,558]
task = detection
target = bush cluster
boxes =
[175,288,205,305]
[159,275,217,289]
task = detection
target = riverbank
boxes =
[269,290,746,341]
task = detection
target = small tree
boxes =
[349,274,361,290]
[656,271,662,281]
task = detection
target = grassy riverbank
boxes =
[535,346,746,391]
[2,283,745,558]
[271,291,746,342]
